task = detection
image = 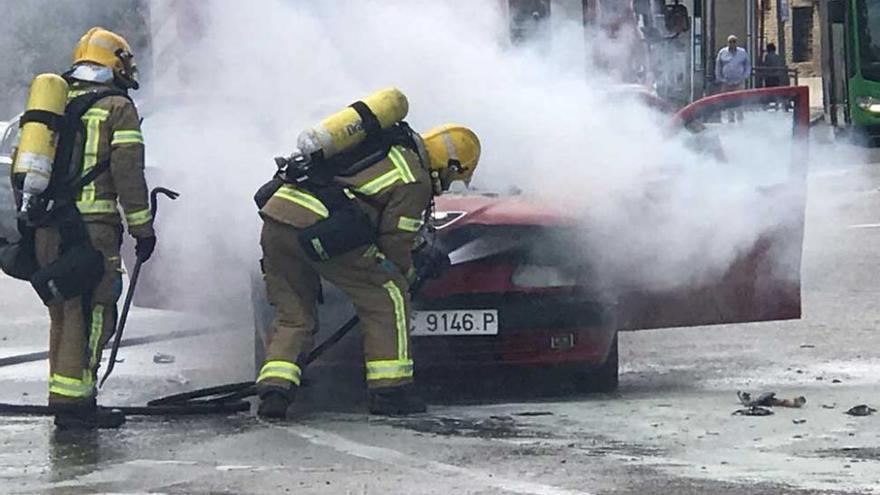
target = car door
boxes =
[616,86,810,330]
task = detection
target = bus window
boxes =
[857,0,880,81]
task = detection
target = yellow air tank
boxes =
[297,87,408,159]
[13,73,69,211]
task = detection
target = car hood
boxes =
[434,193,574,229]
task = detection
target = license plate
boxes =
[411,309,499,336]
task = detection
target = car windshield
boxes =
[857,0,880,81]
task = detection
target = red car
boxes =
[407,193,620,394]
[250,192,622,397]
[253,87,812,398]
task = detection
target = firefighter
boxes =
[255,108,480,417]
[30,28,154,429]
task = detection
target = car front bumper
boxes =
[412,292,616,370]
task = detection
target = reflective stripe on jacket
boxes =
[260,145,432,272]
[68,82,153,237]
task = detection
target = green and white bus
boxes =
[822,0,880,143]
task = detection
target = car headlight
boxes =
[512,264,577,288]
[857,96,880,113]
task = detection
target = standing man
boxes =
[761,43,787,88]
[30,28,154,429]
[715,34,752,121]
[254,102,480,418]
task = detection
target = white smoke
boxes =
[138,0,848,314]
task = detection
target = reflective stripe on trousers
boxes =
[257,360,302,386]
[49,372,94,399]
[365,359,414,381]
[48,305,106,399]
[87,305,104,370]
[365,280,413,382]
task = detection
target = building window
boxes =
[792,6,814,62]
[509,0,551,44]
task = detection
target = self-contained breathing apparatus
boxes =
[255,88,434,264]
[0,74,131,305]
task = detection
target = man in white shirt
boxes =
[715,34,751,122]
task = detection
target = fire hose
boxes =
[0,187,249,417]
[145,240,452,409]
[0,228,503,417]
[147,274,433,408]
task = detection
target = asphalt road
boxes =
[1,138,879,495]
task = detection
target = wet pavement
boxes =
[2,147,880,494]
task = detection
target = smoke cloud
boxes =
[135,0,850,315]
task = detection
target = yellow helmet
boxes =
[72,27,139,89]
[422,124,481,191]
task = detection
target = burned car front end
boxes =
[411,194,619,392]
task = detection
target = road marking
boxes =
[847,223,880,229]
[127,459,199,466]
[281,424,594,495]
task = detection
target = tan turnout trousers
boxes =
[256,144,432,393]
[259,219,413,391]
[35,223,123,405]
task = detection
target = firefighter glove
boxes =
[135,235,156,262]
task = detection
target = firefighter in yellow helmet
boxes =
[421,124,481,193]
[22,27,153,429]
[254,89,480,418]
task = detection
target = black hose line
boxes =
[147,381,256,406]
[0,326,216,368]
[0,400,250,417]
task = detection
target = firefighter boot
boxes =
[368,384,426,416]
[53,401,126,430]
[257,389,294,419]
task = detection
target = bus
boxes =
[822,0,880,144]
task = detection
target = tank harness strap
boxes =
[48,89,130,200]
[348,100,382,138]
[48,89,129,247]
[19,109,65,132]
[75,158,111,191]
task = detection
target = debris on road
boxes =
[379,415,541,439]
[153,353,176,364]
[822,403,837,409]
[792,419,807,424]
[833,379,843,384]
[845,405,877,417]
[732,406,774,416]
[737,391,806,408]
